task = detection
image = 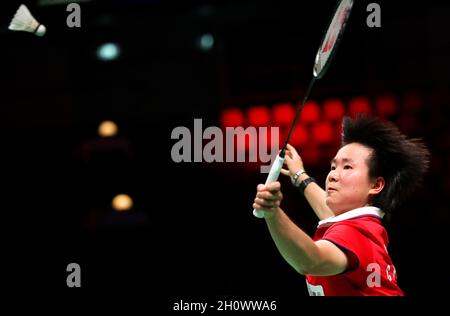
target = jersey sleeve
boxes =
[321,222,370,274]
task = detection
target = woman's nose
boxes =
[328,170,338,182]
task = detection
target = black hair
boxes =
[341,115,430,215]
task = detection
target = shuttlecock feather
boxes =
[8,4,46,36]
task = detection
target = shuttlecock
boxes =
[8,4,46,36]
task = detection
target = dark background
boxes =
[1,0,449,309]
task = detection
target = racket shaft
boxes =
[253,154,285,218]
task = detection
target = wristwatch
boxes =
[292,170,306,187]
[299,177,316,195]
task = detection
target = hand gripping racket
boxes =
[253,0,354,218]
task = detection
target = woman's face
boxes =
[325,142,381,214]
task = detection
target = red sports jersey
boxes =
[306,207,404,296]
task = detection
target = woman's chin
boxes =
[326,199,342,213]
[325,197,335,208]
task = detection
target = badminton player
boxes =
[252,116,430,296]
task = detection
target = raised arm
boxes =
[280,144,334,221]
[253,181,347,276]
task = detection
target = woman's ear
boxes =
[369,177,385,195]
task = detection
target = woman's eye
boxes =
[344,165,352,169]
[330,166,336,170]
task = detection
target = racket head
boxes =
[313,0,354,79]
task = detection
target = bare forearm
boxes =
[254,181,347,276]
[264,207,322,274]
[298,173,334,220]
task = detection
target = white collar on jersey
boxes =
[318,206,385,227]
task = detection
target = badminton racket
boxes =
[253,0,354,218]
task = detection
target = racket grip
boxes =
[253,154,285,218]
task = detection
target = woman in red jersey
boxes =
[253,116,430,296]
